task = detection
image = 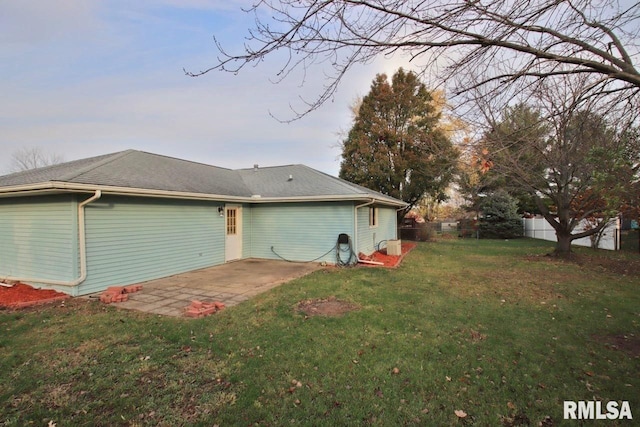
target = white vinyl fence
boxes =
[522,217,620,250]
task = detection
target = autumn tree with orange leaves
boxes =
[339,69,459,218]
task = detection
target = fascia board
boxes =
[247,195,407,207]
[0,182,246,202]
[0,181,408,207]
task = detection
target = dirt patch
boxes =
[0,283,70,309]
[525,253,640,277]
[572,253,640,276]
[469,329,488,343]
[296,296,359,317]
[591,334,640,358]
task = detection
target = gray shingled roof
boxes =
[0,150,406,206]
[237,164,403,204]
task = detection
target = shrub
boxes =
[458,218,478,238]
[478,218,524,239]
[478,191,524,239]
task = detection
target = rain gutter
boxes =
[0,182,407,207]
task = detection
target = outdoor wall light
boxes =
[218,206,224,216]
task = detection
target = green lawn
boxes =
[1,238,638,426]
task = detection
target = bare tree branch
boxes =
[9,147,65,173]
[187,0,640,118]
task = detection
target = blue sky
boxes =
[0,1,412,176]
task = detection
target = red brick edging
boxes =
[184,300,225,318]
[99,285,143,304]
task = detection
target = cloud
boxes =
[155,0,253,11]
[0,1,102,45]
[0,1,440,176]
[0,53,351,174]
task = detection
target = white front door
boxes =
[225,204,242,262]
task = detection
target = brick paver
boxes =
[101,259,322,317]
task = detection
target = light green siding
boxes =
[249,202,354,264]
[0,195,78,284]
[0,193,402,296]
[242,203,252,258]
[356,205,398,255]
[79,196,224,295]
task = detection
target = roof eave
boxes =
[0,182,248,202]
[0,181,408,207]
[247,194,407,207]
[0,182,60,198]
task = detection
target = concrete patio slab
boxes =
[105,259,323,317]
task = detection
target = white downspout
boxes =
[354,199,384,265]
[1,190,102,289]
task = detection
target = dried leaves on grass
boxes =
[525,252,640,277]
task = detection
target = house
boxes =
[0,150,406,296]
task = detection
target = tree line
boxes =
[190,0,639,256]
[6,1,639,256]
[338,68,638,255]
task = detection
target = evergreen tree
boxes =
[478,191,524,239]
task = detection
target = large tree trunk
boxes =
[551,217,612,255]
[554,232,573,256]
[539,203,574,256]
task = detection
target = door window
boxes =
[226,208,237,235]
